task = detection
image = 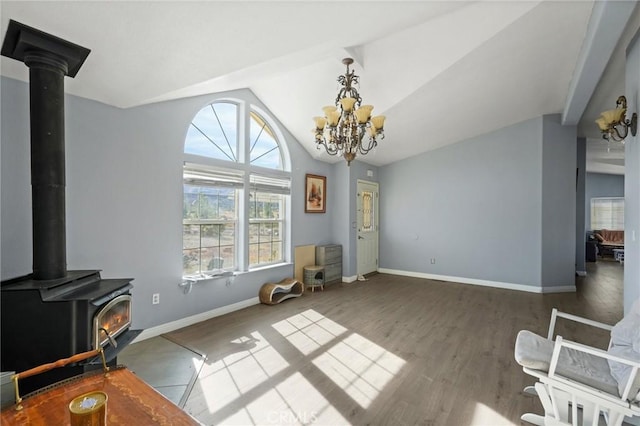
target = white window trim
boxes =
[183,98,292,276]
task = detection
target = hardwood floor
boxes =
[165,261,624,425]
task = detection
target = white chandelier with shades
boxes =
[313,58,386,165]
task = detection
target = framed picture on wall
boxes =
[305,174,326,213]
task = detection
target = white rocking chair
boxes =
[514,301,640,426]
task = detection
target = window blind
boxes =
[250,173,291,195]
[591,197,624,230]
[183,163,244,189]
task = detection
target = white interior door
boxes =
[357,180,379,277]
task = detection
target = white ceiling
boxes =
[1,1,639,172]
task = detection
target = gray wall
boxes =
[329,160,351,277]
[585,173,625,230]
[378,115,577,290]
[576,138,586,273]
[624,29,640,314]
[540,115,577,288]
[378,117,544,288]
[1,76,334,329]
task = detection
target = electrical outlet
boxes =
[152,293,160,305]
[430,258,436,264]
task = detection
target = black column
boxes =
[1,20,90,280]
[25,52,69,279]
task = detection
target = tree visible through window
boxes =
[183,100,290,276]
[183,185,237,274]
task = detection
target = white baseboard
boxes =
[377,268,576,294]
[132,297,260,343]
[576,270,587,277]
[342,275,357,283]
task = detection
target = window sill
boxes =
[244,262,292,274]
[180,271,235,294]
[183,270,235,282]
[179,263,291,294]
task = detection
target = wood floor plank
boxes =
[165,261,623,425]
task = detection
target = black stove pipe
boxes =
[27,52,68,280]
[1,20,90,280]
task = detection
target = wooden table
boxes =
[1,366,201,425]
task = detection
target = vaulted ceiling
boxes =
[1,1,638,173]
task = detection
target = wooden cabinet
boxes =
[316,244,342,284]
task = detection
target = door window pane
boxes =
[362,191,373,231]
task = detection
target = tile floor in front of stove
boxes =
[118,335,205,409]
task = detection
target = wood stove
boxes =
[1,271,139,394]
[0,21,141,394]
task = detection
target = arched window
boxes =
[185,102,239,161]
[249,111,282,168]
[183,100,290,276]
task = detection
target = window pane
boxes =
[250,111,282,169]
[249,223,260,244]
[257,241,282,264]
[184,185,236,221]
[185,102,238,162]
[201,247,222,271]
[259,243,272,264]
[219,223,237,269]
[183,223,236,273]
[201,224,221,248]
[250,191,282,219]
[220,223,236,248]
[183,248,201,275]
[183,186,200,220]
[249,244,260,266]
[271,241,283,263]
[272,221,282,239]
[362,191,373,231]
[249,221,283,266]
[183,224,200,249]
[248,190,284,268]
[183,182,237,274]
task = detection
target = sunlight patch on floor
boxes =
[190,310,405,424]
[312,333,405,408]
[219,372,350,425]
[274,310,405,409]
[197,330,289,415]
[469,402,517,426]
[272,309,347,355]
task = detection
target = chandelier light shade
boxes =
[595,95,637,143]
[313,58,385,165]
